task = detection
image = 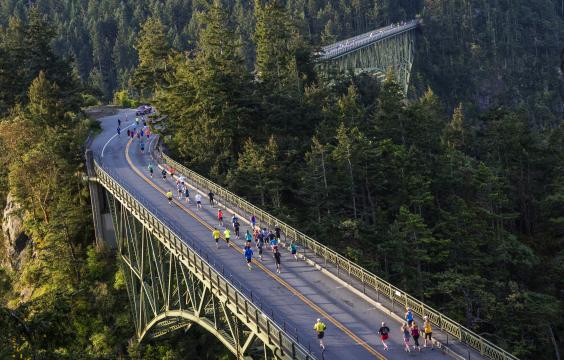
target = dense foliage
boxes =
[0,9,229,359]
[0,0,561,125]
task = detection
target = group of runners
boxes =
[215,211,299,274]
[116,115,152,154]
[152,157,440,356]
[312,307,434,353]
[375,308,434,352]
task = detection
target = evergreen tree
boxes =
[132,16,170,98]
[254,0,298,90]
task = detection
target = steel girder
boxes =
[317,30,416,95]
[94,164,314,360]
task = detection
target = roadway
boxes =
[92,109,464,360]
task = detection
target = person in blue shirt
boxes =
[405,307,414,326]
[269,236,278,255]
[290,241,298,261]
[245,230,253,246]
[244,246,254,271]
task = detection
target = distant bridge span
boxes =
[317,20,420,94]
[85,109,518,360]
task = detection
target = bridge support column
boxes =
[85,149,115,248]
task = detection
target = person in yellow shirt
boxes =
[212,228,221,249]
[223,229,231,246]
[313,318,327,350]
[423,316,433,349]
[166,190,173,205]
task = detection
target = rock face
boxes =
[1,192,29,271]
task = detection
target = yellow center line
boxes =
[125,139,386,360]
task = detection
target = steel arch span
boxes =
[96,163,313,360]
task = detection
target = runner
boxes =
[274,247,281,273]
[256,235,264,260]
[290,241,298,261]
[217,209,224,227]
[208,190,215,206]
[234,221,240,239]
[140,129,144,138]
[223,228,231,246]
[118,118,121,126]
[269,233,278,254]
[245,230,253,246]
[313,319,327,350]
[127,129,131,137]
[250,214,256,228]
[140,142,144,153]
[244,245,253,271]
[148,163,154,178]
[231,214,238,229]
[161,168,167,181]
[195,193,202,209]
[423,316,434,349]
[405,308,414,326]
[135,116,139,126]
[117,127,121,137]
[177,182,183,200]
[274,224,281,240]
[166,190,173,206]
[184,186,190,203]
[411,322,421,351]
[401,323,411,352]
[378,322,390,351]
[253,227,260,243]
[212,228,221,249]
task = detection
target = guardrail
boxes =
[157,147,519,360]
[93,159,316,360]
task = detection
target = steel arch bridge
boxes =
[316,20,420,94]
[90,159,314,360]
[85,110,520,360]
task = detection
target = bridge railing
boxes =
[93,158,316,360]
[157,149,519,360]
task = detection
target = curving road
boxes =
[91,109,477,360]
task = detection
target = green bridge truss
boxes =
[91,159,315,360]
[316,21,418,94]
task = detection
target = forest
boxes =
[0,0,563,359]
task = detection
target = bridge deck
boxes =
[318,20,419,61]
[92,109,485,360]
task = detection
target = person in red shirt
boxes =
[217,209,224,227]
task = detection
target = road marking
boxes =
[101,122,134,158]
[124,140,387,360]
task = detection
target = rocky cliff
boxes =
[1,193,30,271]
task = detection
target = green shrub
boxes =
[113,90,138,108]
